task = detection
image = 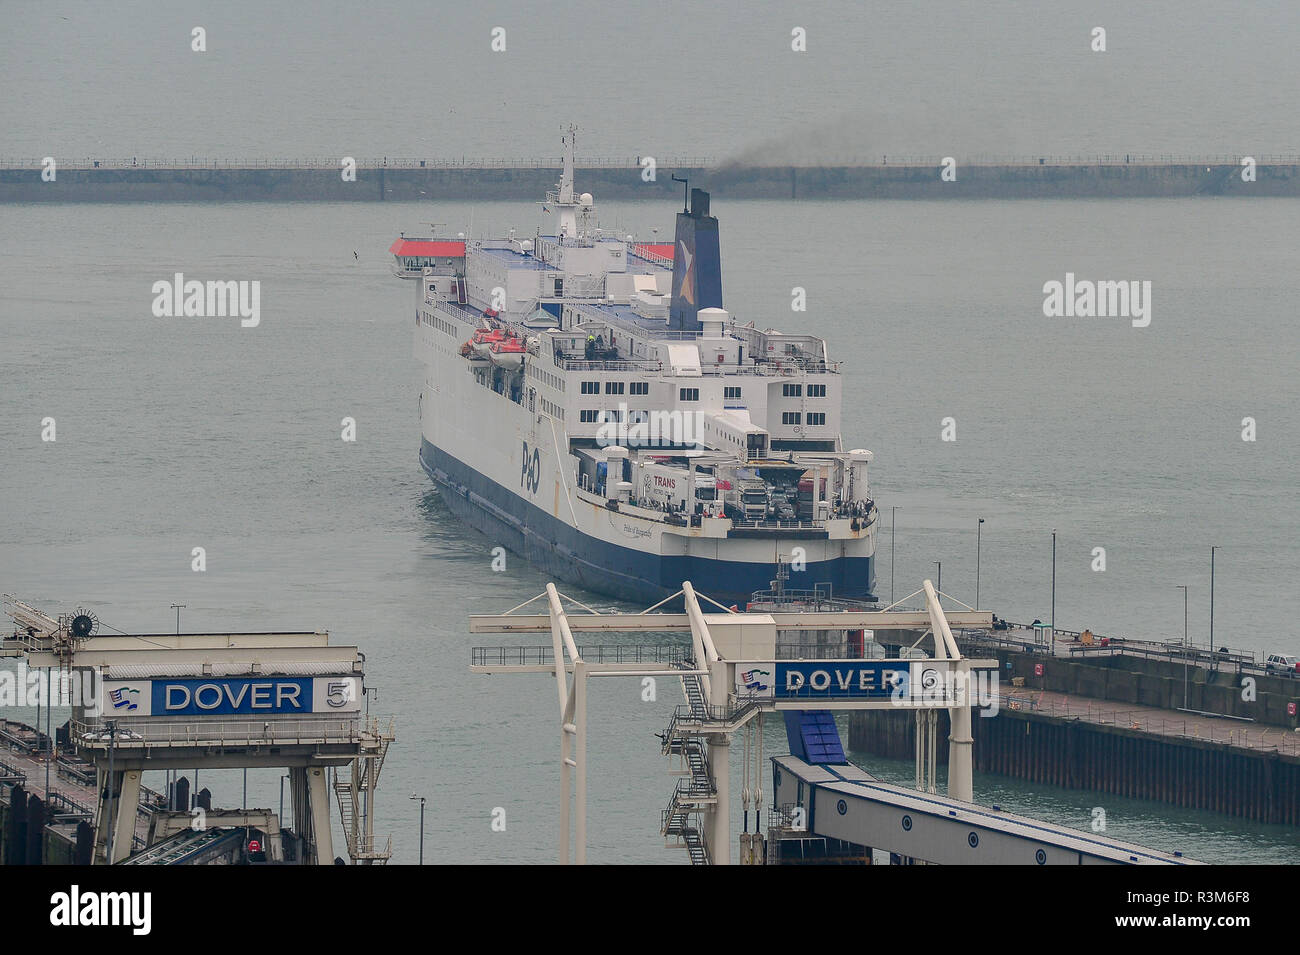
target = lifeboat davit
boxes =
[470,328,508,358]
[488,338,526,371]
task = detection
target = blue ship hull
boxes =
[421,439,875,606]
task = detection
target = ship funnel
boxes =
[668,188,723,332]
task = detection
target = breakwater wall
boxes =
[4,159,1300,202]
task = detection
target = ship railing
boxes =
[628,247,674,269]
[729,518,828,530]
[471,644,691,668]
[69,717,366,749]
[557,358,664,372]
[699,360,840,376]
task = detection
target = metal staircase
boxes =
[333,717,395,864]
[659,661,717,865]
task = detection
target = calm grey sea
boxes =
[0,197,1296,863]
[2,0,1298,863]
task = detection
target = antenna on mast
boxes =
[671,174,689,212]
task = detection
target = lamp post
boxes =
[1050,529,1057,635]
[170,603,185,634]
[890,506,898,604]
[976,518,985,610]
[1177,585,1189,708]
[933,561,942,602]
[104,720,119,864]
[1210,546,1218,652]
[45,669,53,797]
[410,793,426,865]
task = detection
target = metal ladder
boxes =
[658,661,715,865]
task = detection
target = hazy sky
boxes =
[4,0,1299,162]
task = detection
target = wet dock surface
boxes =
[994,687,1300,757]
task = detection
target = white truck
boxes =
[725,477,770,522]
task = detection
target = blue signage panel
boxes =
[774,661,908,699]
[152,677,314,716]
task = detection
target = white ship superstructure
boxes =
[399,129,877,603]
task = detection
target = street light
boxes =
[1176,585,1189,708]
[170,603,185,634]
[976,518,985,610]
[890,506,899,604]
[410,793,426,864]
[1210,546,1218,652]
[1050,529,1057,635]
[933,561,942,602]
[104,720,119,864]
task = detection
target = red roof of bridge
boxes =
[634,243,676,261]
[389,239,466,257]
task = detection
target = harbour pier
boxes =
[849,625,1300,824]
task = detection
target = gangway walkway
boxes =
[118,827,244,865]
[771,755,1199,865]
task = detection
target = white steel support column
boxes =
[573,661,588,865]
[306,766,334,865]
[559,702,572,865]
[108,769,141,864]
[708,734,730,865]
[923,578,973,802]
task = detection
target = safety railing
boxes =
[45,790,94,820]
[71,717,365,748]
[471,644,690,668]
[0,758,27,787]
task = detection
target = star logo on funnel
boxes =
[676,240,695,305]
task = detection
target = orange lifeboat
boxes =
[488,337,526,371]
[470,328,508,358]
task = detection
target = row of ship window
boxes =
[579,380,651,395]
[571,408,825,426]
[576,381,826,401]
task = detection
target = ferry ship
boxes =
[395,129,877,605]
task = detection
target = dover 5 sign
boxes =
[99,676,361,717]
